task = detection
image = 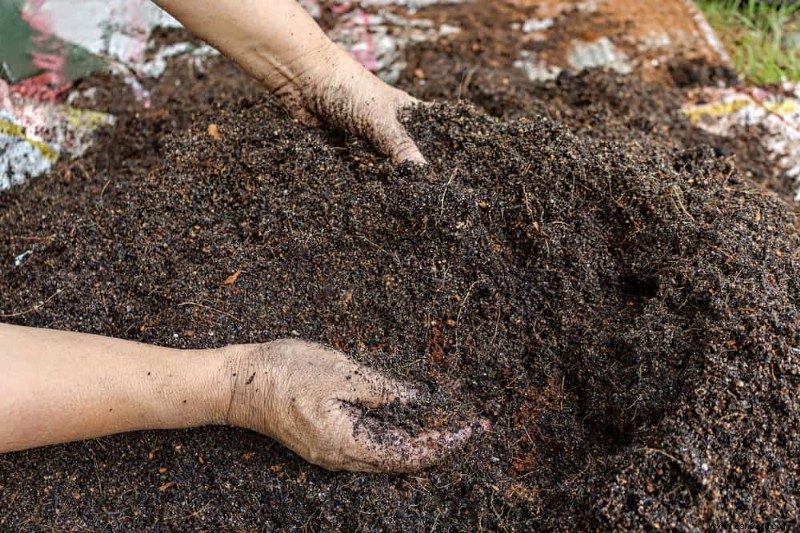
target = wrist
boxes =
[190,345,235,426]
[148,346,234,429]
[262,40,347,94]
[201,343,276,430]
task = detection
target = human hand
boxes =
[154,0,425,164]
[266,43,427,165]
[219,339,486,473]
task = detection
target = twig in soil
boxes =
[716,411,746,424]
[99,180,111,204]
[398,357,425,370]
[457,66,478,100]
[668,184,696,223]
[7,235,55,242]
[440,168,458,216]
[430,509,443,531]
[455,279,482,349]
[178,301,242,322]
[358,235,400,265]
[640,447,684,466]
[87,445,105,498]
[489,302,502,358]
[0,288,65,318]
[522,184,537,228]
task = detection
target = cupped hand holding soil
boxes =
[275,50,427,166]
[219,339,485,472]
[153,0,425,164]
[0,325,482,473]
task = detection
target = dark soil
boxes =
[2,27,800,533]
[397,0,798,215]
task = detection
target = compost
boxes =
[1,49,799,532]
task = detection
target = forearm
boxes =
[153,0,426,164]
[153,0,343,90]
[0,324,226,453]
[0,325,484,470]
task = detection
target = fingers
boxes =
[384,126,427,165]
[382,99,427,165]
[335,364,418,408]
[348,419,490,473]
[248,339,488,474]
[279,70,426,164]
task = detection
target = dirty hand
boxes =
[265,43,427,165]
[153,0,425,164]
[221,339,483,472]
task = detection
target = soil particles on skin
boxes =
[1,49,800,533]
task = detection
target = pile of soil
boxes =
[396,11,795,208]
[2,53,800,529]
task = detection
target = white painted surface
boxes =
[0,131,52,190]
[683,85,800,200]
[22,0,179,68]
[568,37,633,74]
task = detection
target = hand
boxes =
[266,43,427,165]
[153,0,426,164]
[220,339,485,472]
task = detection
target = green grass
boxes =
[697,0,800,84]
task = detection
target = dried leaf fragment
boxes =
[208,123,223,140]
[224,270,242,286]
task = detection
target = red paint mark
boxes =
[30,50,66,72]
[330,2,352,15]
[11,74,71,102]
[13,0,72,102]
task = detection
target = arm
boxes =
[0,323,223,452]
[0,324,484,472]
[153,0,426,164]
